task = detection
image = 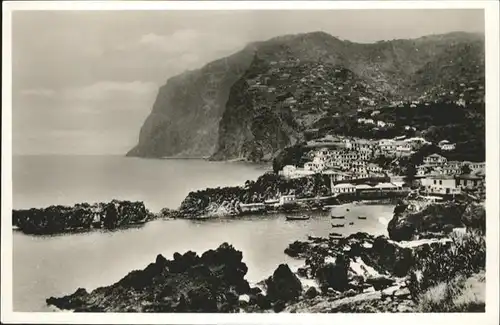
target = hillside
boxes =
[127,31,485,160]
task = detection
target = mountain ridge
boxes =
[126,31,484,160]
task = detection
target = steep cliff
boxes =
[126,48,255,158]
[128,31,484,160]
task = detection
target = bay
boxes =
[12,155,394,311]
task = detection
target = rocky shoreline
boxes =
[46,199,485,313]
[178,172,332,219]
[12,200,172,235]
[12,173,335,234]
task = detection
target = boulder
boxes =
[284,240,310,258]
[304,287,319,299]
[265,264,303,303]
[316,254,350,292]
[365,276,396,291]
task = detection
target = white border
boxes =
[1,1,499,324]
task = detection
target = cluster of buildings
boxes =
[417,153,485,196]
[280,135,434,181]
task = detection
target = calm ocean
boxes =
[12,155,393,311]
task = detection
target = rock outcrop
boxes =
[126,49,255,158]
[12,200,152,235]
[264,264,303,305]
[387,200,484,241]
[47,243,252,312]
[179,172,331,218]
[280,230,455,312]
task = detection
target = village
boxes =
[277,133,485,203]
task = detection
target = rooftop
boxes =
[334,183,355,188]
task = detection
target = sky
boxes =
[11,9,484,155]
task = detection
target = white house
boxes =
[280,165,297,178]
[420,175,460,195]
[279,195,296,206]
[367,163,383,173]
[374,182,398,191]
[416,165,432,176]
[304,157,326,172]
[423,153,447,165]
[404,137,431,150]
[379,139,397,151]
[279,165,315,179]
[438,140,456,151]
[332,183,356,194]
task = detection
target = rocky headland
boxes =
[12,200,174,235]
[179,172,331,218]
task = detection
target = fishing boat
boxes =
[357,216,367,220]
[331,223,345,228]
[331,215,345,219]
[286,215,310,221]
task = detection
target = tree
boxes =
[404,164,417,186]
[461,164,472,175]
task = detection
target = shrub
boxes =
[417,271,485,312]
[407,232,485,302]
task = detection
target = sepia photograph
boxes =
[1,1,499,324]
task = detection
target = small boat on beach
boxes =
[331,223,345,228]
[330,232,343,237]
[286,215,310,221]
[357,216,367,220]
[349,222,355,225]
[331,215,345,219]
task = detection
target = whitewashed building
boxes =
[332,183,356,194]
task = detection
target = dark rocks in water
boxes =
[13,200,150,235]
[46,243,251,313]
[304,287,319,299]
[46,288,90,311]
[265,264,303,303]
[284,240,310,258]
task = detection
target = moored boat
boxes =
[357,216,367,220]
[331,223,345,228]
[286,215,310,221]
[331,215,345,219]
